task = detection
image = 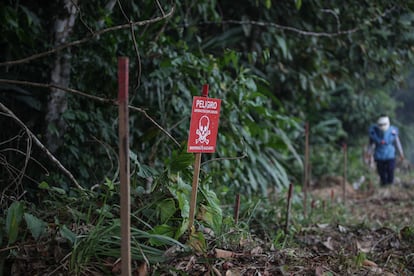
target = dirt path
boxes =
[161,183,414,275]
[349,186,414,227]
[297,183,414,275]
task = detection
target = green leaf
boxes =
[156,198,177,223]
[60,224,77,245]
[276,36,288,59]
[244,78,257,91]
[6,201,24,245]
[168,150,194,172]
[20,5,41,27]
[51,187,66,195]
[199,186,223,233]
[129,149,139,166]
[176,188,190,218]
[188,230,207,253]
[199,204,222,234]
[295,0,302,10]
[24,213,47,240]
[149,224,175,246]
[38,181,50,189]
[137,164,158,179]
[299,73,308,90]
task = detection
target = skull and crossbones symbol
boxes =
[196,115,211,144]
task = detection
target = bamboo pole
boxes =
[118,57,131,276]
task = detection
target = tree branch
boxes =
[0,79,116,104]
[0,4,175,67]
[0,102,83,190]
[198,6,397,37]
[201,153,248,166]
[116,0,142,93]
[0,78,181,147]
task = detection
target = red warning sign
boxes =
[187,96,221,153]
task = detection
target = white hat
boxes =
[377,116,390,131]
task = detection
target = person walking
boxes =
[368,115,404,186]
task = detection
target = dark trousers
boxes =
[376,159,396,185]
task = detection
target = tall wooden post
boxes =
[188,84,209,231]
[118,57,131,276]
[303,122,309,217]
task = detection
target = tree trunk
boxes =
[45,0,78,153]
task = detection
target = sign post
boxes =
[187,84,221,231]
[118,57,131,276]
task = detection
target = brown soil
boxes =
[157,179,414,276]
[5,177,414,275]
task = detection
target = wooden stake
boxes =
[343,143,347,204]
[118,57,131,276]
[188,84,209,232]
[234,193,240,224]
[303,122,309,217]
[285,183,293,233]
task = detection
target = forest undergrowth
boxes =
[1,169,414,276]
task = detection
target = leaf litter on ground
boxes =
[155,182,414,275]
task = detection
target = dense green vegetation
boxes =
[1,0,414,274]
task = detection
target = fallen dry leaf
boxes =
[362,259,378,267]
[368,266,383,274]
[225,269,242,276]
[322,237,334,251]
[222,261,235,270]
[250,246,263,255]
[215,248,236,258]
[111,258,122,274]
[317,223,330,229]
[212,265,221,276]
[382,272,397,276]
[356,240,372,253]
[136,262,148,276]
[185,255,196,271]
[338,224,347,233]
